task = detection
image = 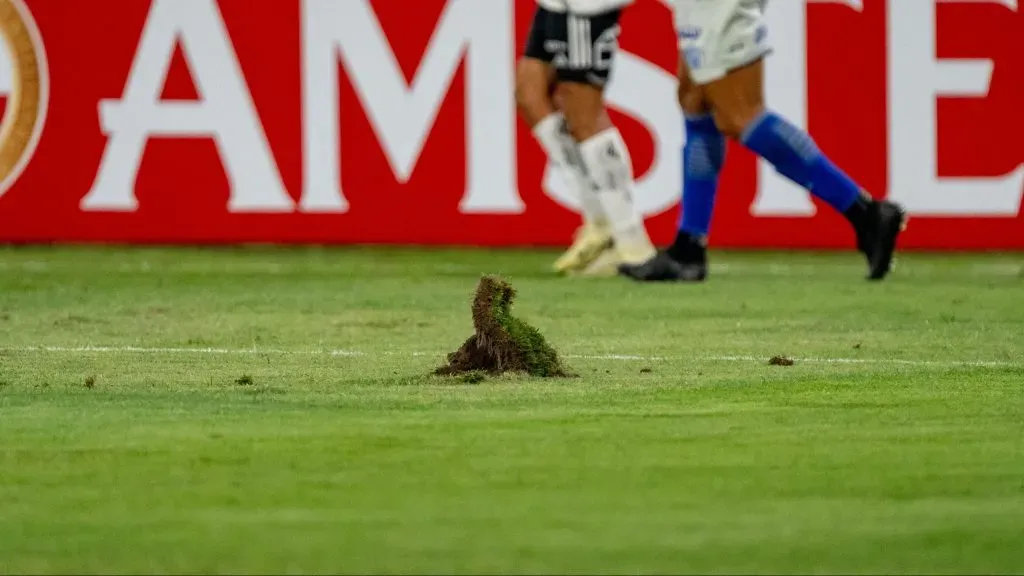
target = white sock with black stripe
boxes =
[577,127,655,263]
[533,112,606,228]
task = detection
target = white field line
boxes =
[0,345,1018,368]
[1,260,1022,277]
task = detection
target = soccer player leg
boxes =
[553,10,655,274]
[671,56,723,281]
[619,18,724,283]
[696,0,906,279]
[518,6,611,275]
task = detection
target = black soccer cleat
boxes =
[618,250,706,282]
[851,199,908,281]
[618,232,709,282]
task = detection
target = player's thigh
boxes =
[675,0,769,134]
[548,9,621,140]
[676,55,708,117]
[516,58,557,127]
[515,7,559,127]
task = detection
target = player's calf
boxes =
[620,60,719,282]
[675,59,721,258]
[704,59,907,278]
[668,110,723,272]
[518,63,611,274]
[710,61,862,216]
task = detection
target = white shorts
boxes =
[674,0,772,85]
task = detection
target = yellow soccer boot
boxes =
[552,222,613,274]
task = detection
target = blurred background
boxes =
[0,0,1020,249]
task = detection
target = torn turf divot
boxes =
[434,275,570,377]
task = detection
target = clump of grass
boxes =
[435,276,569,378]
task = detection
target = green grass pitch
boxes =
[1,246,1022,574]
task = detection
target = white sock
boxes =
[533,113,607,228]
[577,127,654,258]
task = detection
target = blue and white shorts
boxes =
[673,0,772,85]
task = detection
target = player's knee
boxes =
[677,80,705,117]
[676,56,706,116]
[556,82,605,141]
[713,106,763,140]
[565,119,599,142]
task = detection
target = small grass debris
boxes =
[435,275,569,378]
[458,371,486,385]
[84,376,96,389]
[235,374,254,386]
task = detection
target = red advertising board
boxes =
[0,0,1021,249]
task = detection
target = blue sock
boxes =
[679,114,725,238]
[740,110,860,213]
